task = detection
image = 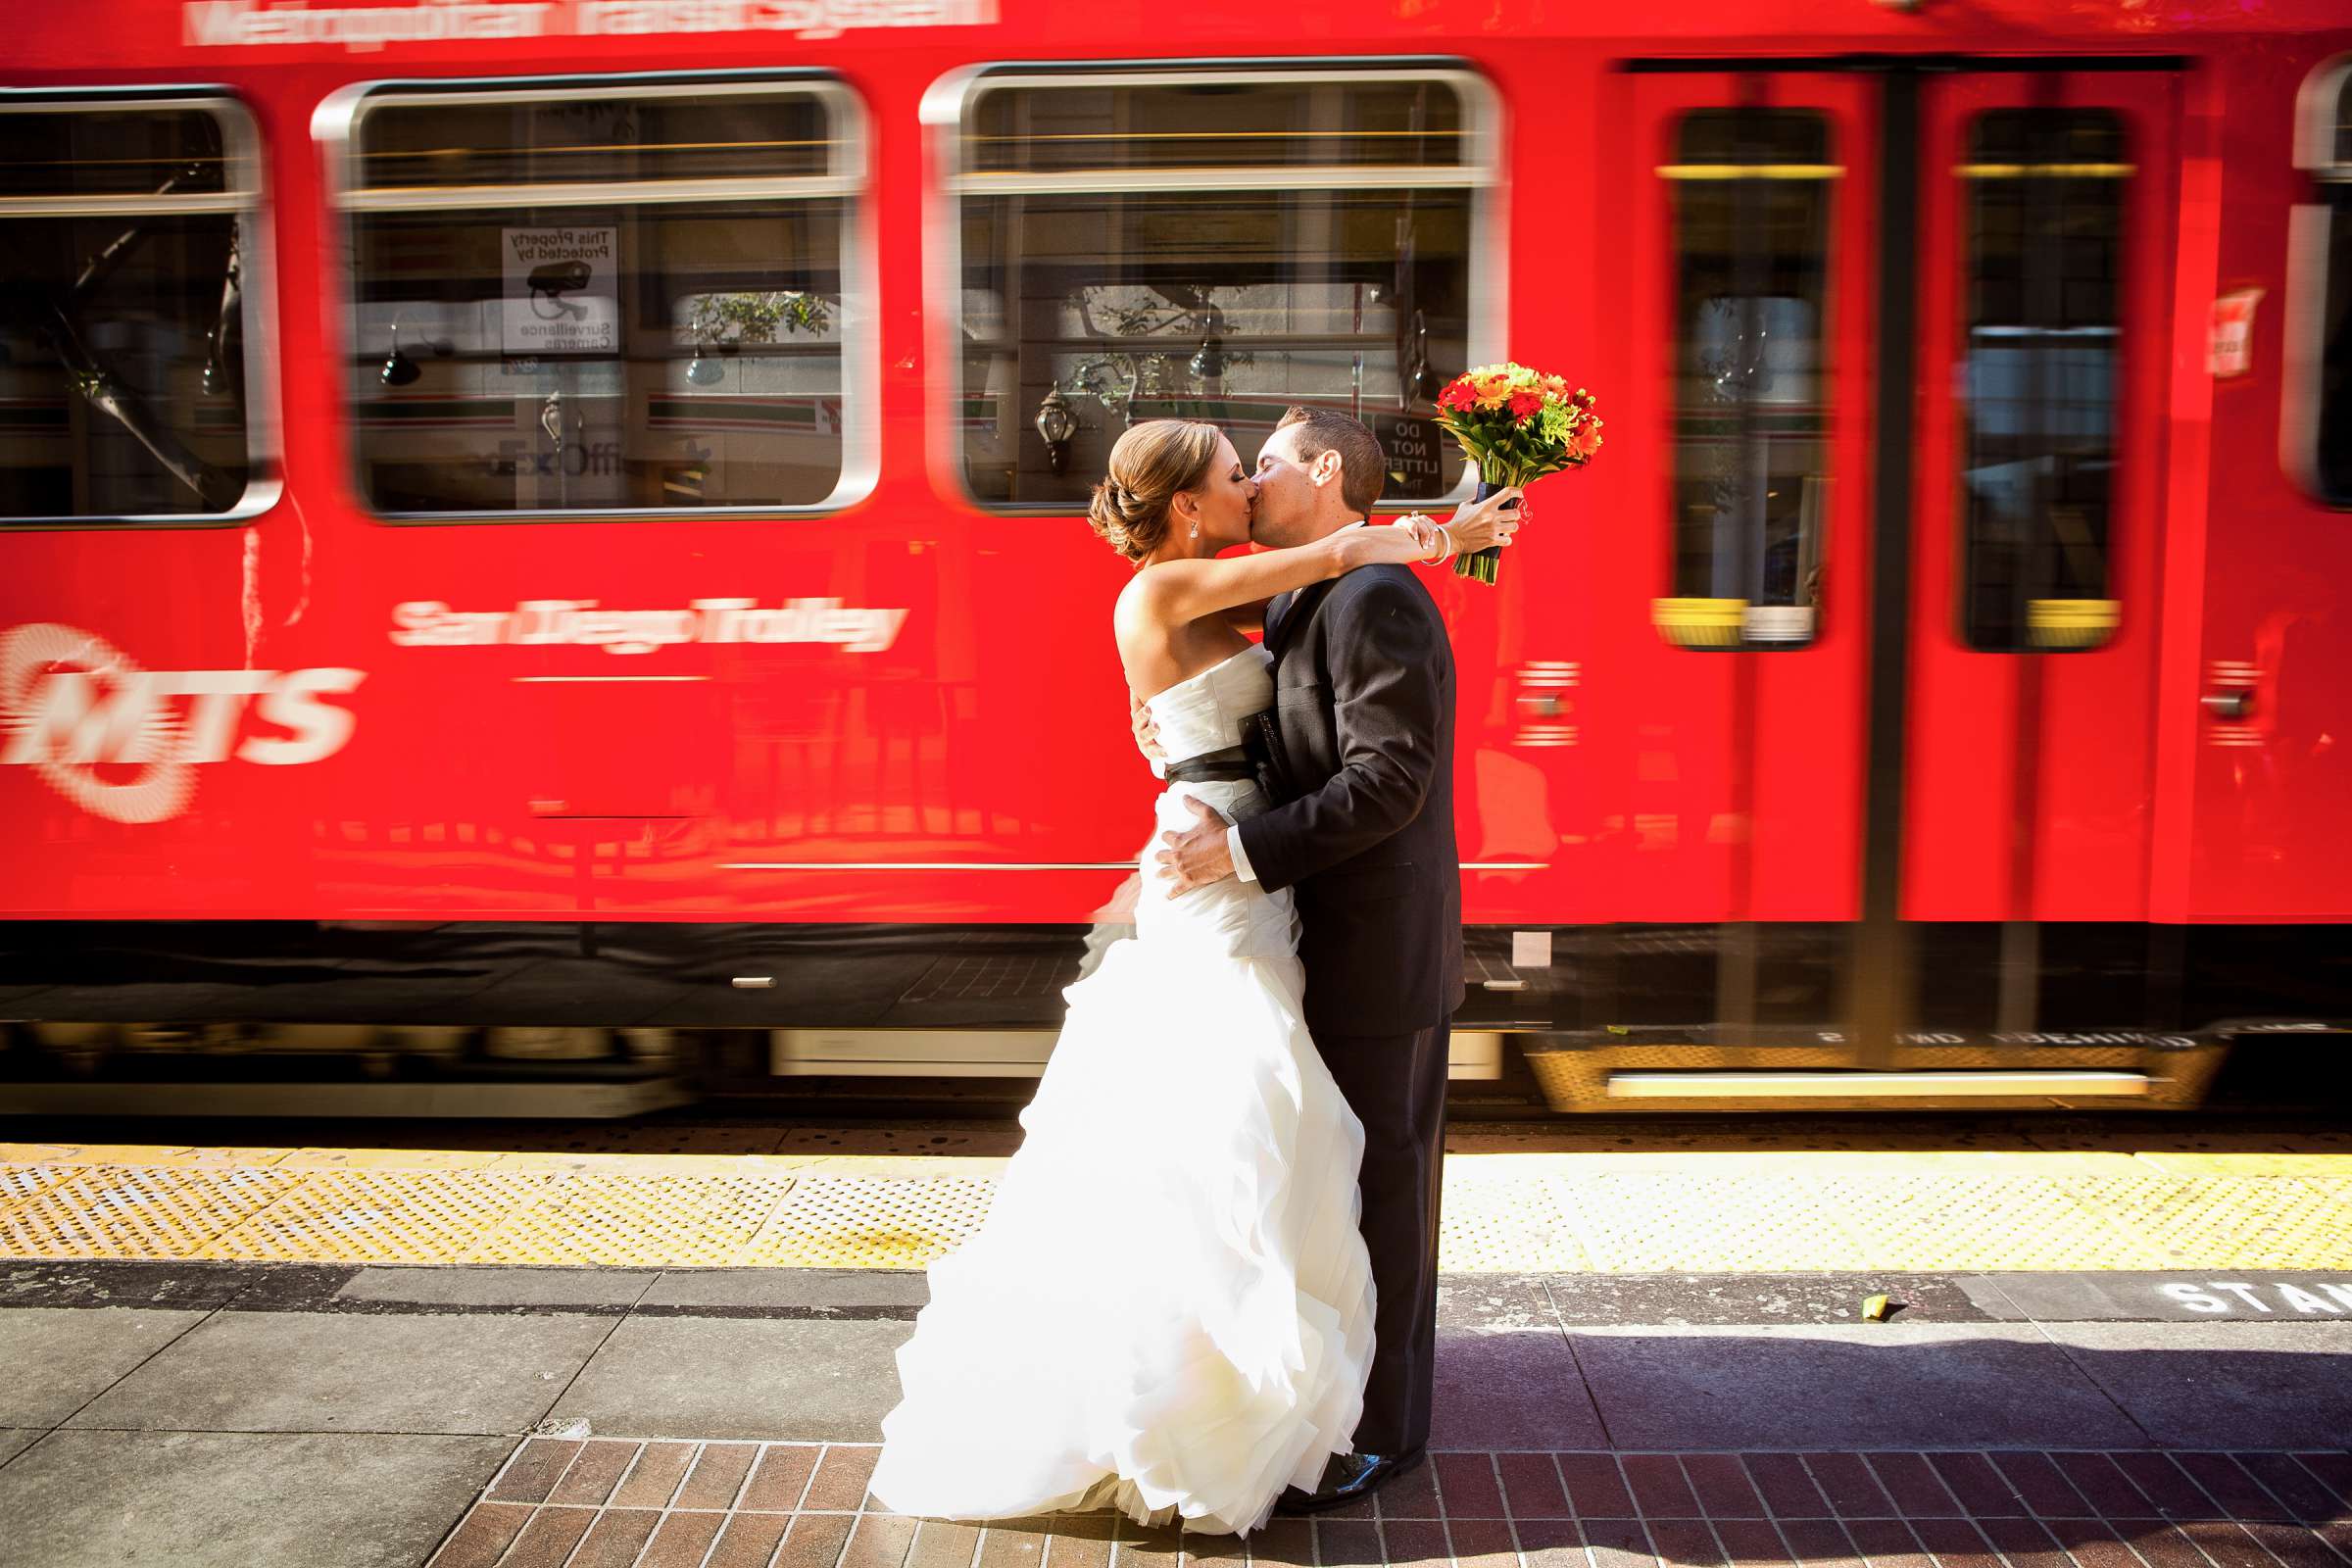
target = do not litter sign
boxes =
[502,227,619,355]
[1380,413,1448,496]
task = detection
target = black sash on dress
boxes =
[1163,745,1256,784]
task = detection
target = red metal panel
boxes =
[2177,46,2352,921]
[1900,72,2179,922]
[2147,63,2226,926]
[1618,72,1878,922]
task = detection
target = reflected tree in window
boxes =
[954,74,1489,508]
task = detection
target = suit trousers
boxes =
[1315,1019,1449,1455]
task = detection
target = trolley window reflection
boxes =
[1660,109,1835,652]
[1958,109,2128,652]
[0,97,265,523]
[2287,58,2352,507]
[338,78,860,517]
[945,69,1497,510]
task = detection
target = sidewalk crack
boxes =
[2023,1311,2161,1448]
[1538,1275,1618,1450]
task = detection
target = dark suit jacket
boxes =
[1235,562,1465,1038]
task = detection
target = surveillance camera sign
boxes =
[503,228,618,355]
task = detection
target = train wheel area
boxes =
[2,1117,2349,1568]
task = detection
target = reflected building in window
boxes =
[1958,108,2128,653]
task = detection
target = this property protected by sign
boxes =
[2208,287,2263,378]
[503,227,619,355]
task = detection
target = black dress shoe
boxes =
[1273,1448,1427,1515]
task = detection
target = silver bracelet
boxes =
[1405,513,1453,564]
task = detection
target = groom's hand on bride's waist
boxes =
[1157,796,1235,894]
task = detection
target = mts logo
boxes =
[1,623,365,824]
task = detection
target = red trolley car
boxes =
[3,0,2350,1112]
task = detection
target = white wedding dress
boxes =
[868,645,1376,1537]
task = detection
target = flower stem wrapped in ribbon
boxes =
[1434,364,1603,584]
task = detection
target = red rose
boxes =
[1508,390,1544,421]
[1438,381,1472,411]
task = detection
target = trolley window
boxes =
[2287,57,2352,507]
[0,95,269,524]
[1957,109,2128,652]
[1661,109,1837,651]
[939,68,1498,511]
[335,78,863,518]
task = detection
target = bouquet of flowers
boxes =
[1434,364,1603,584]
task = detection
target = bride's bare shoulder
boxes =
[1111,570,1163,660]
[1116,562,1181,625]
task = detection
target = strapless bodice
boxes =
[1145,645,1273,768]
[1134,644,1290,960]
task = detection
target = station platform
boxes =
[0,1119,2347,1568]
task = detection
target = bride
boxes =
[868,418,1517,1537]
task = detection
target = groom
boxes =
[1155,406,1468,1511]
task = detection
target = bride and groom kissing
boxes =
[868,408,1525,1534]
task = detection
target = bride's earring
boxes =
[1190,522,1200,539]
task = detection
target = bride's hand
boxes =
[1338,517,1451,571]
[1129,691,1165,763]
[1441,485,1526,556]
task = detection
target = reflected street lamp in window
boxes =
[379,323,420,388]
[1034,385,1077,476]
[1189,332,1227,381]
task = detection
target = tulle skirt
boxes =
[867,929,1375,1536]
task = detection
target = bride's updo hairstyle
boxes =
[1087,419,1222,564]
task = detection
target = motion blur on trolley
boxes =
[4,0,2352,1119]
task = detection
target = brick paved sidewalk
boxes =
[428,1442,2352,1568]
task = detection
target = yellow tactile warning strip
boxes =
[737,1176,1002,1270]
[3,1141,2352,1271]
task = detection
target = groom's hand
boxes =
[1156,797,1234,894]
